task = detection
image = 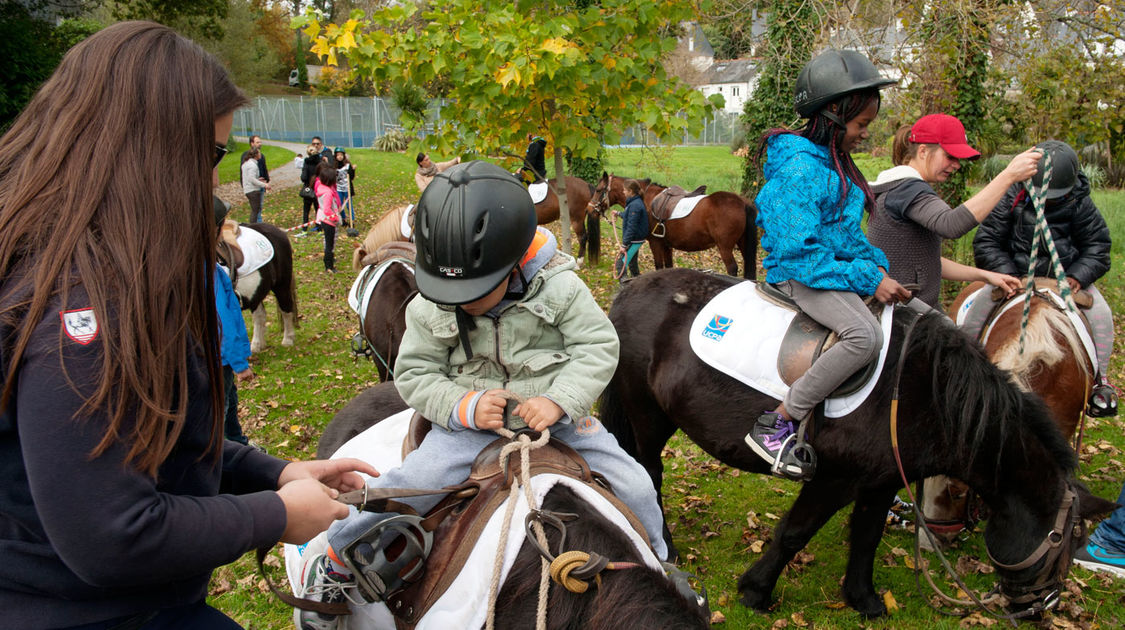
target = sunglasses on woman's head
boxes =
[213,144,229,167]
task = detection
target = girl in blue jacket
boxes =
[746,50,911,479]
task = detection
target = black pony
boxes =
[315,382,708,629]
[600,268,1113,619]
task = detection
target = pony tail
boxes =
[891,126,914,166]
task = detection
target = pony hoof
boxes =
[847,594,887,619]
[250,342,264,353]
[575,257,584,269]
[282,338,295,347]
[738,588,773,612]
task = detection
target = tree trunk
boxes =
[553,146,570,254]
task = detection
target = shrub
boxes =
[1081,163,1106,190]
[374,129,410,152]
[973,154,1009,186]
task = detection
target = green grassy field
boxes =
[212,144,1125,629]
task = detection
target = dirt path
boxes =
[215,137,309,211]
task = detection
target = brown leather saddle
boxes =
[381,413,650,628]
[650,185,707,224]
[217,219,245,271]
[756,283,882,397]
[363,240,416,269]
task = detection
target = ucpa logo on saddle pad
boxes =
[701,314,733,341]
[59,308,99,345]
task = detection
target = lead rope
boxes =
[1019,151,1078,353]
[485,393,552,630]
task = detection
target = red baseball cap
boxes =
[909,114,981,160]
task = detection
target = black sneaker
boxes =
[1074,541,1125,578]
[744,412,815,480]
[1088,381,1119,417]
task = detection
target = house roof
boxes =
[704,58,758,85]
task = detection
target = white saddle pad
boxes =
[956,286,1097,368]
[233,226,274,276]
[399,204,415,240]
[347,259,414,327]
[528,182,549,204]
[666,195,706,221]
[284,410,661,630]
[688,282,893,418]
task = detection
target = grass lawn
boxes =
[212,144,1125,629]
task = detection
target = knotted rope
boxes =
[1019,150,1078,352]
[484,392,552,630]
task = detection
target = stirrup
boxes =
[770,433,817,481]
[1088,383,1119,417]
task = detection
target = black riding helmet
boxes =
[213,195,230,227]
[1031,140,1079,200]
[794,49,897,119]
[413,160,537,305]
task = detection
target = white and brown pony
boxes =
[217,220,297,352]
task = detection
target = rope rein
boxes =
[1019,151,1077,352]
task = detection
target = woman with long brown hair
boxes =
[0,22,376,628]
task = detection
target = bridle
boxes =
[888,309,1082,622]
[586,174,614,219]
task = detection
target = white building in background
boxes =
[697,58,759,114]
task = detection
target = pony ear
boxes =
[601,171,607,179]
[1074,483,1119,521]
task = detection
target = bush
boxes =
[973,154,1010,186]
[374,129,410,152]
[1082,163,1106,190]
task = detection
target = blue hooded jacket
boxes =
[214,266,251,373]
[621,194,648,244]
[755,134,887,295]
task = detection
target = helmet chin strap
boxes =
[821,107,845,128]
[454,307,477,360]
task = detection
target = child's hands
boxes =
[475,389,508,430]
[515,397,564,432]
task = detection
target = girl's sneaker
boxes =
[1074,542,1125,578]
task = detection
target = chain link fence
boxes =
[233,96,744,149]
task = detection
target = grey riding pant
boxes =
[774,279,882,421]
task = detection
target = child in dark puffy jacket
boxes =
[970,139,1116,417]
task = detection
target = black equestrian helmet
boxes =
[413,160,537,305]
[1031,140,1079,200]
[794,49,897,118]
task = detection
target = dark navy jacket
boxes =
[621,194,648,244]
[974,172,1110,288]
[0,282,287,627]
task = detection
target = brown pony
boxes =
[589,172,756,278]
[922,280,1092,534]
[352,204,413,271]
[351,242,417,382]
[534,176,601,265]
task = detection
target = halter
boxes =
[888,310,1081,622]
[587,174,614,218]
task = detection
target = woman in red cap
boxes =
[868,113,1041,308]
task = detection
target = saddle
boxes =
[363,241,416,269]
[217,219,245,270]
[756,283,881,397]
[649,185,707,223]
[380,414,650,628]
[990,277,1092,309]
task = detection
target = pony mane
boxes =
[911,312,1076,477]
[353,205,409,271]
[991,300,1091,391]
